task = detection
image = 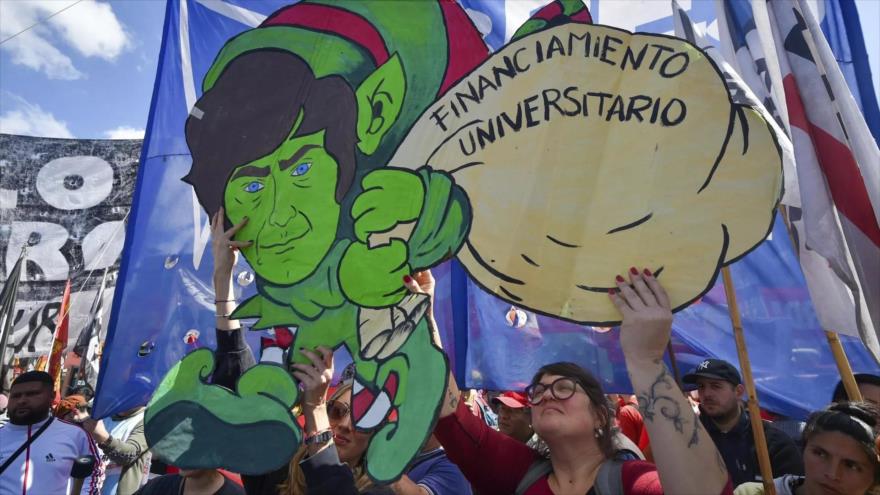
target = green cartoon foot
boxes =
[144,349,301,475]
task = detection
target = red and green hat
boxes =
[201,0,488,156]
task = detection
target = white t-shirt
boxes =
[734,475,803,495]
[0,416,103,495]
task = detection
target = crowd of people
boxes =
[0,219,877,495]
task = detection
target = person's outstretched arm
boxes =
[210,207,256,389]
[401,271,460,419]
[611,268,730,495]
[404,272,537,495]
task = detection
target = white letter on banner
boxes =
[82,221,126,270]
[36,156,114,210]
[6,222,69,280]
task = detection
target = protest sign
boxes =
[142,0,784,482]
[392,23,782,324]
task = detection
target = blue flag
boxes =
[818,0,880,144]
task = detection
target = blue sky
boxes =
[0,0,877,140]
[0,1,165,139]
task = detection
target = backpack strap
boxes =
[594,459,625,495]
[0,417,54,475]
[514,459,553,495]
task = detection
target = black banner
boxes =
[0,134,140,357]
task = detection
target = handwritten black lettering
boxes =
[661,98,687,126]
[562,86,583,116]
[600,35,623,66]
[513,47,531,72]
[648,43,675,70]
[626,95,654,122]
[621,44,649,71]
[430,106,450,131]
[524,95,541,128]
[660,51,690,78]
[546,34,565,60]
[568,30,590,58]
[542,88,565,121]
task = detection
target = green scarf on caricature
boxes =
[145,0,483,483]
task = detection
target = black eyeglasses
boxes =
[524,377,581,405]
[327,400,351,422]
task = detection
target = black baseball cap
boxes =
[683,359,742,386]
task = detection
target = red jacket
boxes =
[434,399,733,495]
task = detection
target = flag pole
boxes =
[0,246,27,388]
[825,330,863,401]
[721,267,776,495]
[777,206,863,401]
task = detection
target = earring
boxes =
[594,427,604,439]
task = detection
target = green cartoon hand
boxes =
[351,169,425,243]
[339,239,411,308]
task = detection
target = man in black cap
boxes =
[684,358,803,487]
[831,373,880,405]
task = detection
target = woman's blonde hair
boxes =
[278,383,375,495]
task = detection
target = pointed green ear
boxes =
[356,53,406,156]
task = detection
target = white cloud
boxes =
[0,93,74,138]
[49,0,130,60]
[4,29,83,80]
[103,126,144,139]
[0,1,130,80]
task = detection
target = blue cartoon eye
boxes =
[291,162,311,177]
[244,181,264,193]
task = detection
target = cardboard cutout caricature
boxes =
[146,0,490,482]
[145,0,781,483]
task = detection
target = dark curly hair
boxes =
[802,401,880,486]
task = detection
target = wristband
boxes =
[214,299,235,304]
[99,435,114,448]
[304,429,333,445]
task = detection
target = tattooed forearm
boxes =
[688,408,700,447]
[636,361,700,447]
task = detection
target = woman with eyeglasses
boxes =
[429,267,733,495]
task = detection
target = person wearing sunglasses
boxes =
[279,353,385,495]
[428,267,733,495]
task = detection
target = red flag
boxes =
[47,279,71,393]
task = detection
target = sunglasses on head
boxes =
[524,377,582,405]
[327,400,351,422]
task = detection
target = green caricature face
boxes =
[224,114,340,285]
